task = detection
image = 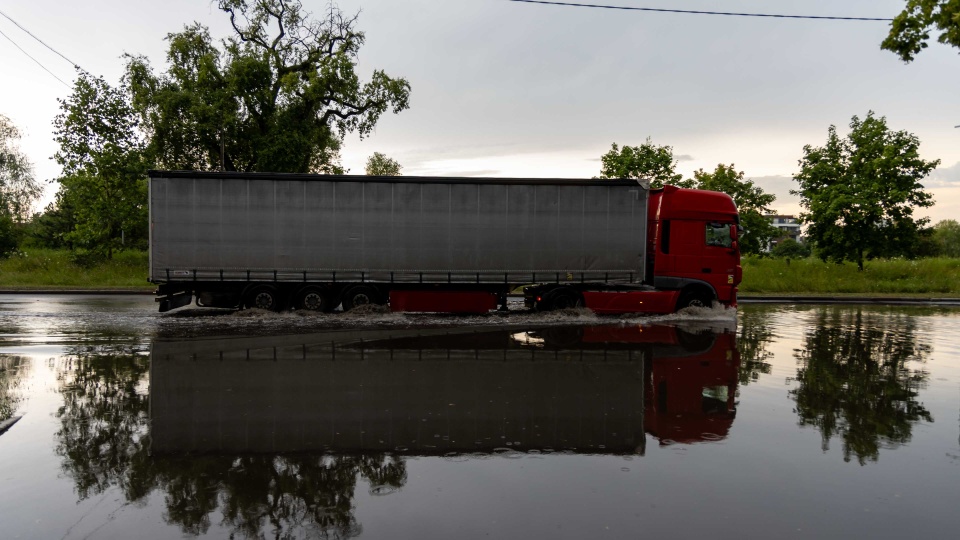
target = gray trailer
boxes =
[150,171,648,312]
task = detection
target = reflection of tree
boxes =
[1,355,28,422]
[54,352,405,538]
[55,352,152,499]
[791,308,933,464]
[216,454,405,539]
[737,307,776,385]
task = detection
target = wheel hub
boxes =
[303,292,323,310]
[254,292,274,309]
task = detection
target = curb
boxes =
[738,296,960,306]
[0,416,22,436]
[2,291,959,306]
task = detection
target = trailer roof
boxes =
[148,170,643,187]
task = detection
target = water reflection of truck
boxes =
[150,171,742,313]
[150,324,739,455]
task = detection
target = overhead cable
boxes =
[0,26,70,87]
[0,8,81,69]
[508,1,894,22]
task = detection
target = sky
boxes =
[2,0,959,221]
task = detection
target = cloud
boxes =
[401,143,524,163]
[745,174,802,215]
[675,154,694,162]
[415,169,502,178]
[926,161,960,187]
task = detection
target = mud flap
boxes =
[158,291,193,312]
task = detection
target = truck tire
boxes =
[547,289,583,310]
[295,287,333,312]
[245,285,281,311]
[676,289,713,310]
[342,285,381,311]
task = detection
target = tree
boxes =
[365,152,401,176]
[793,112,937,270]
[598,139,693,188]
[770,238,811,259]
[692,164,777,255]
[53,71,149,259]
[0,115,42,255]
[25,193,79,250]
[882,1,960,62]
[125,0,411,174]
[932,219,960,257]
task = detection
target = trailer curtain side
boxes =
[149,172,647,285]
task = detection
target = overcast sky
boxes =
[2,0,959,220]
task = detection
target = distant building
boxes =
[765,214,801,250]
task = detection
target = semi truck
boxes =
[149,170,742,314]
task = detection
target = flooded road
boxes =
[1,295,959,539]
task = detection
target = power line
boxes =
[0,26,70,87]
[509,1,894,22]
[0,8,81,69]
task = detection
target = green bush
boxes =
[0,248,150,289]
[740,256,960,295]
[0,212,18,257]
[770,239,811,259]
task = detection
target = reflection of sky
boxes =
[0,294,156,354]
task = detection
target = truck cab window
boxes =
[705,222,733,248]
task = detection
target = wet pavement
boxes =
[1,295,959,539]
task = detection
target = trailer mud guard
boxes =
[389,291,497,313]
[158,291,193,313]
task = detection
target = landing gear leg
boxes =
[498,292,509,312]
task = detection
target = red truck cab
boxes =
[648,185,742,308]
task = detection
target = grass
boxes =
[2,249,960,296]
[740,256,960,296]
[0,249,152,290]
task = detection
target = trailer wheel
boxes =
[548,289,583,310]
[295,287,333,312]
[342,285,381,311]
[676,288,713,310]
[245,285,281,311]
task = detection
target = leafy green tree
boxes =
[932,219,960,257]
[1,115,42,254]
[365,151,402,176]
[53,71,149,259]
[770,238,811,259]
[882,1,960,62]
[793,112,937,271]
[0,213,16,256]
[24,194,78,249]
[598,139,693,188]
[692,164,777,255]
[125,0,411,173]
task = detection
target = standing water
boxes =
[0,295,958,539]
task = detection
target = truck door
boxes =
[669,220,737,283]
[702,221,739,288]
